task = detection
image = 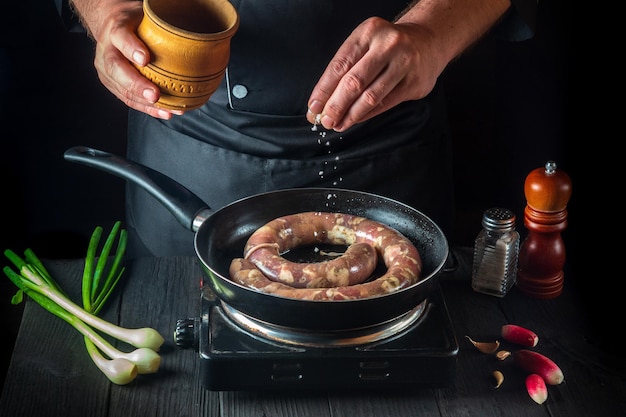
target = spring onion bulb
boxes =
[85,337,138,385]
[72,312,160,374]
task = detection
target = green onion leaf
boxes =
[91,222,126,313]
[11,289,24,305]
[82,225,103,313]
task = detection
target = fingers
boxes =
[306,25,374,131]
[98,49,181,119]
[307,18,397,132]
[309,67,398,132]
[92,7,184,119]
[327,61,403,132]
[307,18,438,132]
[311,61,384,131]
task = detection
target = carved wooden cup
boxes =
[135,0,239,111]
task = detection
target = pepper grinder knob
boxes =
[524,161,572,213]
[516,161,572,298]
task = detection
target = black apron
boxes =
[125,0,455,257]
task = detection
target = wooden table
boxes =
[1,250,624,417]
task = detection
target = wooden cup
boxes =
[135,0,239,110]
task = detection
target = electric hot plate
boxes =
[175,282,458,391]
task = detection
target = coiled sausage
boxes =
[229,212,422,300]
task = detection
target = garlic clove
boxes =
[496,350,512,360]
[493,370,504,388]
[465,335,500,354]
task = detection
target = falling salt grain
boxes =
[311,114,322,131]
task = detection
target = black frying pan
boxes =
[64,146,449,331]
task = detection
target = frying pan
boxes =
[64,146,449,331]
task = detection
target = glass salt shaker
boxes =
[471,207,520,297]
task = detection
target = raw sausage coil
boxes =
[229,212,422,300]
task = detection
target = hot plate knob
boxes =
[174,317,200,351]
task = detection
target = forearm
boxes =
[69,0,142,41]
[395,0,511,67]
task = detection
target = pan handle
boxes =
[64,146,212,232]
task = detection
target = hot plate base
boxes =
[196,285,458,391]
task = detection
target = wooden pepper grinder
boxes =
[516,161,572,299]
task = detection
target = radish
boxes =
[501,324,539,347]
[525,374,548,404]
[513,349,564,385]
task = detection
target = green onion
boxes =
[3,221,164,385]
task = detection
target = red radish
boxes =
[501,324,539,347]
[525,374,548,404]
[513,349,564,385]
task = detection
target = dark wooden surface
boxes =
[1,252,623,417]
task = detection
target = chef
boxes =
[67,0,536,257]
